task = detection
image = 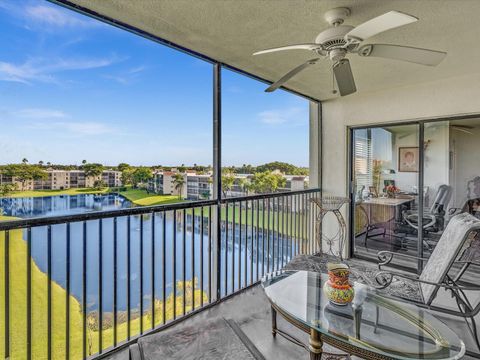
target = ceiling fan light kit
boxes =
[253,8,447,96]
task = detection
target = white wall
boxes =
[449,123,480,207]
[321,72,480,256]
[424,124,450,207]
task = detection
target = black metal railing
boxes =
[0,188,320,359]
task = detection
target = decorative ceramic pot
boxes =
[387,191,396,198]
[323,263,355,306]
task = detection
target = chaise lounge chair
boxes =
[375,212,480,349]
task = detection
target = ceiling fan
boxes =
[253,8,447,96]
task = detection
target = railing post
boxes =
[213,62,222,301]
[4,230,10,360]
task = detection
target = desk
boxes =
[360,197,414,223]
[356,197,415,249]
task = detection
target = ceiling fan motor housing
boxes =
[314,25,357,52]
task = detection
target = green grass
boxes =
[6,187,184,207]
[117,188,183,206]
[190,205,311,238]
[0,215,205,359]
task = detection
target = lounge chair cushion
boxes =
[419,213,480,304]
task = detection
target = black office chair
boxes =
[402,184,452,250]
[403,185,452,231]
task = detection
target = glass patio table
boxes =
[262,271,465,360]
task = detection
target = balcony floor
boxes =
[105,280,479,360]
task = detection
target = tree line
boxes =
[0,160,306,197]
[221,170,287,197]
[8,159,307,175]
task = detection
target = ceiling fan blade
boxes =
[358,44,446,66]
[452,125,474,135]
[265,58,320,92]
[453,127,474,135]
[333,59,356,96]
[345,11,417,42]
[253,44,321,56]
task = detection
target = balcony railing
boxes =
[0,188,320,360]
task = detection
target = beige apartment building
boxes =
[149,171,306,200]
[0,169,122,191]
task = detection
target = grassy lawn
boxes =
[190,205,312,238]
[117,188,182,206]
[0,215,205,359]
[5,187,184,207]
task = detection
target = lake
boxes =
[0,194,290,315]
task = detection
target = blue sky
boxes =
[0,0,309,167]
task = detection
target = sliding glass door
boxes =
[350,118,480,271]
[351,124,420,270]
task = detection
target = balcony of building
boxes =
[2,0,480,359]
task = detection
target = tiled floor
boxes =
[105,282,479,359]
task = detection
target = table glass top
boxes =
[262,271,465,360]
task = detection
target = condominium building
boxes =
[0,169,122,190]
[186,174,212,200]
[148,171,307,199]
[283,175,308,191]
[150,171,188,198]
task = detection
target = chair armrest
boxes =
[454,260,480,268]
[403,212,436,230]
[377,251,430,268]
[374,270,480,291]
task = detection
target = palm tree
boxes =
[38,160,44,167]
[82,159,87,165]
[238,177,251,195]
[172,174,185,200]
[22,158,28,164]
[221,172,235,198]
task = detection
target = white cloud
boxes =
[27,121,116,136]
[0,1,99,29]
[58,121,114,135]
[103,65,146,85]
[14,108,67,119]
[24,5,96,27]
[0,61,52,84]
[129,66,146,74]
[257,106,306,125]
[0,56,120,84]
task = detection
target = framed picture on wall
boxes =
[398,146,419,172]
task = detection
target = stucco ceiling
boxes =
[64,0,480,101]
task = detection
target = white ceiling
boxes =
[66,0,480,101]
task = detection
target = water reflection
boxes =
[0,193,132,218]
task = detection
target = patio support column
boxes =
[213,63,222,301]
[417,123,425,273]
[309,101,322,189]
[309,101,322,254]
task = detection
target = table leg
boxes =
[309,328,323,360]
[271,306,277,337]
